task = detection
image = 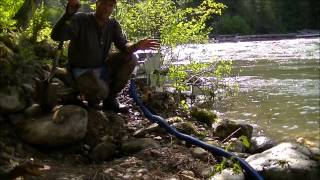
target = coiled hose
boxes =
[129,79,263,180]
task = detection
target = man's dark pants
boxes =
[74,52,137,105]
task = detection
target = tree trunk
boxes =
[13,0,42,29]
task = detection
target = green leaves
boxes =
[0,0,24,30]
[115,0,226,46]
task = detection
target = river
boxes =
[167,37,320,144]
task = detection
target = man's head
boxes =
[95,0,117,21]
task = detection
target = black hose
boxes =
[129,79,263,180]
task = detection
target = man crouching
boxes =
[51,0,159,112]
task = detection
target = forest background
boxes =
[1,0,319,41]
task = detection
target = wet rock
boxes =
[246,142,320,180]
[249,136,275,153]
[24,104,42,117]
[17,105,88,146]
[0,86,26,114]
[121,138,160,155]
[91,141,117,161]
[191,147,209,161]
[213,120,253,140]
[190,107,218,126]
[209,168,245,180]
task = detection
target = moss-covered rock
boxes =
[190,107,218,126]
[173,121,202,137]
[0,32,19,52]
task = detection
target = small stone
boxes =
[121,138,160,155]
[83,144,91,150]
[154,136,162,140]
[179,170,196,180]
[24,104,42,117]
[137,168,148,174]
[101,135,110,141]
[91,141,117,161]
[191,147,209,161]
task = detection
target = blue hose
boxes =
[129,79,263,180]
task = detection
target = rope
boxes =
[129,79,263,180]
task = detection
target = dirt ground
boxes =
[0,90,217,180]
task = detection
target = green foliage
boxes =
[212,157,242,176]
[215,15,253,35]
[0,0,24,30]
[166,59,236,107]
[168,61,212,92]
[179,100,190,112]
[238,135,251,149]
[25,3,52,42]
[215,0,319,34]
[115,0,226,46]
[214,60,232,79]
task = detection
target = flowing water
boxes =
[167,38,320,143]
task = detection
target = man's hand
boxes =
[66,0,80,15]
[136,39,160,51]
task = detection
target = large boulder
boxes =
[213,120,253,140]
[246,142,320,180]
[17,105,88,146]
[0,86,26,114]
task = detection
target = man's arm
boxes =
[51,0,80,41]
[126,39,160,53]
[112,20,160,54]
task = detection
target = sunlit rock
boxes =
[249,136,275,153]
[246,142,320,180]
